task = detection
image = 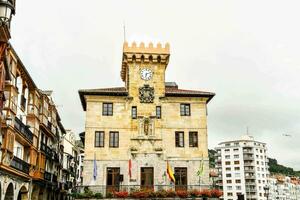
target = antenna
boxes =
[246,126,249,135]
[123,21,126,42]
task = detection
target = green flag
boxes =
[197,155,204,177]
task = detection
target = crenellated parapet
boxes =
[121,41,170,82]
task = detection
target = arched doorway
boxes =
[17,186,28,200]
[4,183,14,200]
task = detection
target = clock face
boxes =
[140,68,153,80]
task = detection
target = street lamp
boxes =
[264,185,270,200]
[0,0,15,26]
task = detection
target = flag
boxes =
[93,153,97,181]
[197,155,204,177]
[128,159,132,179]
[167,161,176,183]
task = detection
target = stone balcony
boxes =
[10,156,30,174]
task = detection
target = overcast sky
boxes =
[10,0,300,170]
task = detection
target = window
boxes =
[189,132,198,147]
[226,180,232,183]
[174,168,187,191]
[234,155,239,159]
[234,167,240,171]
[156,106,161,119]
[226,167,231,171]
[180,104,190,116]
[132,106,137,119]
[234,161,240,165]
[225,161,231,165]
[175,132,184,147]
[225,155,230,159]
[236,179,241,183]
[226,174,232,177]
[109,132,119,148]
[95,131,104,147]
[103,103,113,116]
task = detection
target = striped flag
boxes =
[167,161,176,183]
[128,159,132,179]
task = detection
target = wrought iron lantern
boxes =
[0,0,15,25]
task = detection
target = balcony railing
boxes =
[44,171,52,181]
[14,117,33,143]
[10,156,30,174]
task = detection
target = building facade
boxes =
[215,135,269,200]
[79,42,215,192]
[0,46,67,200]
[61,129,83,194]
[268,176,300,200]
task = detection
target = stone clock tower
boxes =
[79,41,215,192]
[121,42,170,116]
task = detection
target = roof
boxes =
[79,84,215,111]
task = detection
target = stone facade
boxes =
[79,42,215,189]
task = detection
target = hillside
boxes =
[208,149,300,177]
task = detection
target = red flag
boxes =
[128,159,132,178]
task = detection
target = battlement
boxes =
[123,41,170,54]
[121,41,171,82]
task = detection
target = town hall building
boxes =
[79,42,215,191]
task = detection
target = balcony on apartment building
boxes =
[243,155,255,161]
[244,167,255,173]
[14,117,33,143]
[245,174,256,179]
[40,142,53,158]
[243,147,254,154]
[10,156,30,174]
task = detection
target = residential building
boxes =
[61,130,81,194]
[0,46,67,200]
[215,135,269,200]
[79,42,215,193]
[268,175,300,200]
[75,137,84,187]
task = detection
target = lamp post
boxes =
[0,0,15,43]
[264,185,270,200]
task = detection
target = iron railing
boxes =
[75,184,212,195]
[10,156,30,174]
[14,117,33,143]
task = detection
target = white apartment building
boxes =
[268,176,300,200]
[215,135,269,200]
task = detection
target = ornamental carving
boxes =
[139,84,154,103]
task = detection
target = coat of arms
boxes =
[139,84,154,103]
